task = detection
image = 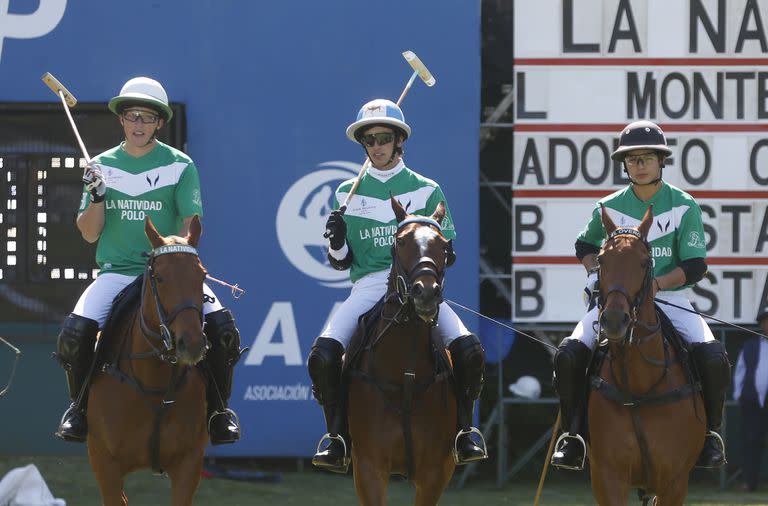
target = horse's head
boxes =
[597,205,655,343]
[143,215,208,366]
[390,196,451,323]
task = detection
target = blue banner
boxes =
[1,0,480,456]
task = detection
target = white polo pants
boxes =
[319,270,469,349]
[563,291,715,351]
[72,272,223,328]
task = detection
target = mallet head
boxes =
[42,72,77,107]
[402,51,436,87]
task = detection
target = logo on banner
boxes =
[276,161,359,288]
[0,0,67,63]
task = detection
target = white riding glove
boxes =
[582,270,599,309]
[82,163,107,203]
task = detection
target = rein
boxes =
[137,244,205,364]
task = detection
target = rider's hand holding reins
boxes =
[325,210,347,250]
[83,163,107,203]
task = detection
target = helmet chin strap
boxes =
[362,144,399,168]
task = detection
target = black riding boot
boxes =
[54,314,98,442]
[203,309,247,445]
[449,334,488,465]
[308,337,350,473]
[692,340,730,469]
[551,339,591,470]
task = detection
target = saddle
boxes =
[342,296,453,383]
[95,275,144,368]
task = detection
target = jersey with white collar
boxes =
[333,162,455,283]
[577,181,706,290]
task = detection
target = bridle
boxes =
[390,217,446,316]
[138,244,205,364]
[597,227,658,345]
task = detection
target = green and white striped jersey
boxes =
[334,163,456,283]
[577,182,706,291]
[79,141,204,276]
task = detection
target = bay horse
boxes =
[347,196,457,506]
[588,205,706,505]
[87,215,209,505]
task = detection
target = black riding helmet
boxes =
[612,120,673,185]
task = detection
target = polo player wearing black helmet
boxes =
[550,120,731,471]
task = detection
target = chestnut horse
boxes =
[589,205,706,505]
[347,197,457,506]
[87,216,209,505]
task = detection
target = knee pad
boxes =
[55,314,98,368]
[553,340,591,398]
[205,309,243,365]
[449,334,485,399]
[308,337,344,405]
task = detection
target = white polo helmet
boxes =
[108,77,173,121]
[346,99,411,142]
[508,375,541,399]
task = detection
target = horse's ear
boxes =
[638,205,653,239]
[600,204,617,234]
[391,193,407,223]
[431,201,446,224]
[187,215,202,248]
[145,216,163,248]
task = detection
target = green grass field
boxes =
[0,456,765,505]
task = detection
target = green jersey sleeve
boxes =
[175,163,204,218]
[576,204,606,247]
[676,200,706,261]
[424,185,457,240]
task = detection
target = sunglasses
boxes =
[624,154,658,167]
[361,132,395,147]
[122,110,160,125]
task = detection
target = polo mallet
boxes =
[533,411,561,506]
[41,72,92,174]
[323,50,435,238]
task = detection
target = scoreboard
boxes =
[512,0,768,323]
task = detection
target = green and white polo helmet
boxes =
[108,77,173,121]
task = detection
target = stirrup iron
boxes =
[451,426,488,464]
[551,432,586,471]
[314,433,351,471]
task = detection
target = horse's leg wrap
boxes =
[553,339,591,435]
[54,314,99,406]
[692,340,731,431]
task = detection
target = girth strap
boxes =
[590,375,700,407]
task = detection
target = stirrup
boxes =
[207,408,240,432]
[451,427,488,464]
[705,430,725,451]
[313,433,351,473]
[551,433,586,471]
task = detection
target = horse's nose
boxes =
[412,281,424,298]
[176,332,206,366]
[600,309,630,338]
[413,280,441,303]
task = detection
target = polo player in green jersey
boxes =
[54,77,245,445]
[550,120,730,471]
[307,99,488,472]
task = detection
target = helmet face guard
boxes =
[611,120,672,161]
